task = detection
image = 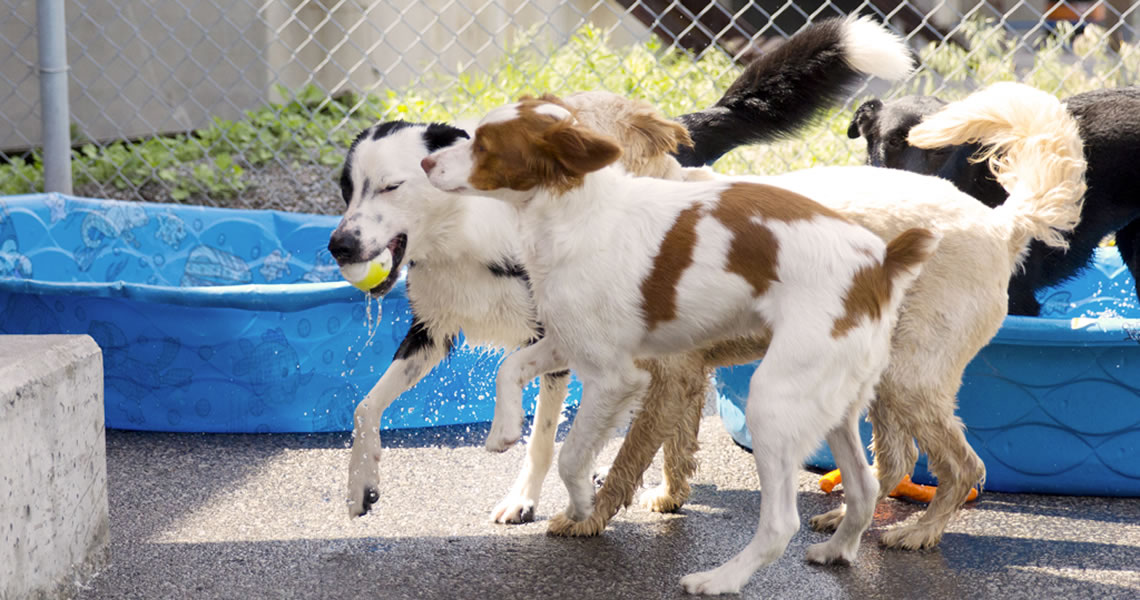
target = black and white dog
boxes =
[848,87,1140,316]
[328,16,915,520]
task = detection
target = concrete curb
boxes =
[1,335,108,600]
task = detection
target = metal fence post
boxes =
[36,0,72,195]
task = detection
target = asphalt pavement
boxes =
[78,412,1140,600]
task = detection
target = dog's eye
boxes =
[379,182,402,194]
[474,142,486,153]
[885,137,904,149]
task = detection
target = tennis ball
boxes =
[339,248,393,292]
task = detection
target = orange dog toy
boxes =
[819,470,979,503]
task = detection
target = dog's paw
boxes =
[547,512,606,537]
[346,444,382,517]
[679,567,746,596]
[639,483,686,513]
[484,420,522,453]
[347,484,380,518]
[880,522,943,550]
[491,495,537,524]
[809,506,846,533]
[805,540,856,566]
[592,464,610,488]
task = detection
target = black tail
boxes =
[673,16,914,167]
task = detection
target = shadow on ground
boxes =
[83,417,1140,599]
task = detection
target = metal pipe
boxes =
[37,0,72,195]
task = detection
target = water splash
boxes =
[363,290,383,343]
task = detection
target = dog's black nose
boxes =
[420,156,436,174]
[327,229,361,263]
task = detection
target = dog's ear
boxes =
[422,123,470,152]
[628,110,694,155]
[520,93,571,110]
[543,123,622,177]
[847,99,883,140]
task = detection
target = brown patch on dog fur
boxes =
[641,202,703,330]
[710,183,842,297]
[468,99,622,194]
[717,182,843,223]
[830,263,888,339]
[641,183,844,329]
[831,228,938,338]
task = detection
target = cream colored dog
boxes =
[565,82,1088,552]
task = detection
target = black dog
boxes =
[848,88,1140,316]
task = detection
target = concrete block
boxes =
[1,335,108,600]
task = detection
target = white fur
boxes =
[425,112,938,594]
[481,104,521,125]
[535,103,573,120]
[840,15,915,82]
[336,125,546,518]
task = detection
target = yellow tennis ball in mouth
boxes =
[339,248,393,292]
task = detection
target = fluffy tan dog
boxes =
[566,82,1087,551]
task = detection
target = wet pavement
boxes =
[79,414,1140,599]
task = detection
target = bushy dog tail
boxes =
[908,82,1087,252]
[673,15,914,167]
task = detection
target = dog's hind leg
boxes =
[806,382,879,565]
[681,353,841,595]
[347,318,454,517]
[491,370,570,523]
[642,365,706,513]
[879,392,985,550]
[811,378,917,533]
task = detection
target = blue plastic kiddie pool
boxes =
[717,246,1140,496]
[0,194,573,433]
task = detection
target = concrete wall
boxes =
[263,0,651,98]
[1,335,108,600]
[1,0,649,151]
[2,0,270,151]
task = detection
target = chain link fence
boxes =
[2,0,1137,214]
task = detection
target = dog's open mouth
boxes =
[366,233,406,297]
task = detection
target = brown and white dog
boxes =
[557,82,1088,554]
[422,98,939,594]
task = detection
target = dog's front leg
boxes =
[347,318,453,517]
[553,360,649,525]
[487,338,566,452]
[491,370,570,523]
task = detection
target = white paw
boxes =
[561,482,598,523]
[491,495,537,524]
[346,446,381,517]
[680,568,744,596]
[592,464,611,488]
[805,540,855,566]
[485,419,522,453]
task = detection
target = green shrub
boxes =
[1,19,1135,202]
